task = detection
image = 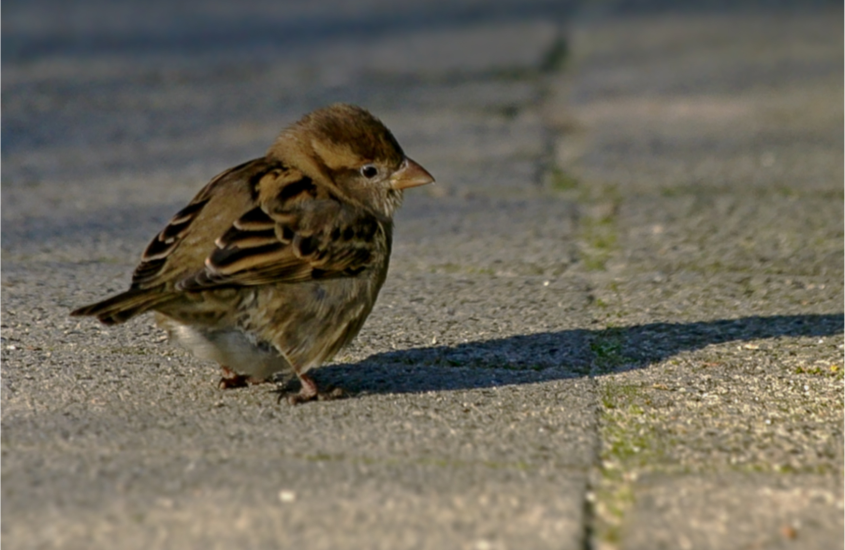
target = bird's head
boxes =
[270,104,434,217]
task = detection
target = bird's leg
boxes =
[288,373,318,404]
[218,366,264,389]
[285,372,345,405]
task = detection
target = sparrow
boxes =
[71,104,434,403]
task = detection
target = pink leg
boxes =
[285,372,345,405]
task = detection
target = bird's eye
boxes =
[360,164,379,179]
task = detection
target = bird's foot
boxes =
[280,373,345,405]
[218,366,265,389]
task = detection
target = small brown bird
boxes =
[71,104,434,403]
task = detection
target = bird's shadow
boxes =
[305,313,843,395]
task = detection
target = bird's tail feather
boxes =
[70,289,174,325]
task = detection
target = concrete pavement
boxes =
[3,2,842,549]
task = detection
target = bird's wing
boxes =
[130,158,279,290]
[176,198,383,290]
[131,158,384,292]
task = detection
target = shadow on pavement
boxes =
[313,313,844,394]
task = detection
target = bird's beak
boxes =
[390,158,435,190]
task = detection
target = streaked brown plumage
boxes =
[71,104,434,403]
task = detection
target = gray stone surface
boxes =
[3,2,592,549]
[547,8,844,550]
[2,2,842,549]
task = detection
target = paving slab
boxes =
[2,2,594,549]
[546,7,844,549]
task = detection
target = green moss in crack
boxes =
[489,103,521,119]
[547,166,580,192]
[580,212,618,271]
[595,480,635,545]
[590,328,628,373]
[795,365,843,379]
[540,35,569,73]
